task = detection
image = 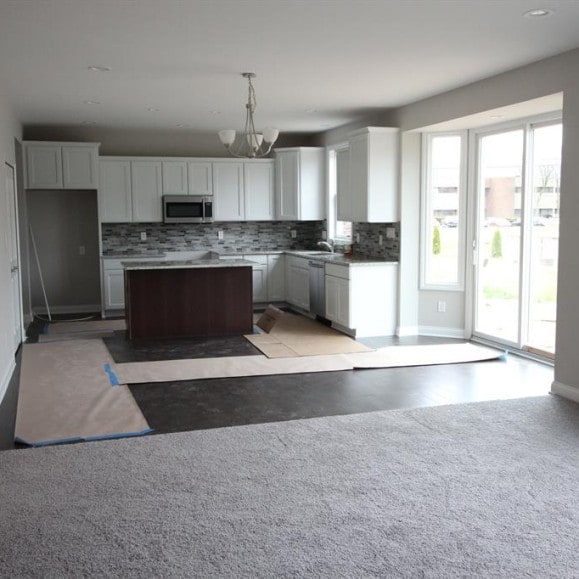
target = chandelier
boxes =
[218,72,279,158]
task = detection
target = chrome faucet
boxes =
[317,240,334,253]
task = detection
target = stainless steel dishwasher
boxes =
[309,260,326,317]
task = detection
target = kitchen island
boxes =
[123,259,255,340]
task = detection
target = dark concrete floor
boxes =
[0,313,554,450]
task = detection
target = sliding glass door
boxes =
[473,120,561,355]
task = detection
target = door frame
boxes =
[5,162,24,351]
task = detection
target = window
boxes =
[421,132,467,289]
[328,146,352,243]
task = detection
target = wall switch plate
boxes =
[437,301,446,313]
[218,230,224,240]
[140,232,147,241]
[78,245,85,256]
[378,234,383,245]
[355,233,360,243]
[322,230,327,240]
[291,229,297,239]
[386,227,396,239]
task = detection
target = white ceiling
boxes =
[0,0,578,134]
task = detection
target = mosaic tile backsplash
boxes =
[353,222,400,261]
[101,220,401,260]
[101,221,326,255]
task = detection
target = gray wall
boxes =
[27,190,100,312]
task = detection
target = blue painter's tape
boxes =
[84,428,154,442]
[14,435,83,447]
[15,428,153,447]
[103,363,120,386]
[498,350,509,361]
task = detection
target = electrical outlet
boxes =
[218,230,224,240]
[140,231,147,241]
[437,301,446,313]
[78,245,85,256]
[355,233,360,243]
[378,234,383,245]
[386,227,396,239]
[291,230,297,239]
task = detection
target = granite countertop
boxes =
[122,258,257,270]
[286,251,398,267]
[103,252,167,259]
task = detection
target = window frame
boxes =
[420,130,468,291]
[326,143,352,243]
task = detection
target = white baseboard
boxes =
[397,325,419,337]
[32,304,101,315]
[0,358,16,409]
[418,325,468,339]
[551,381,579,404]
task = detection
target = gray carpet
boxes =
[1,395,578,577]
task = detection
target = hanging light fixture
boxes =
[218,72,279,158]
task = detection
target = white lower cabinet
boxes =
[267,255,285,301]
[220,253,285,303]
[285,255,309,311]
[325,262,398,337]
[325,273,350,327]
[103,269,125,310]
[101,257,163,314]
[248,255,268,303]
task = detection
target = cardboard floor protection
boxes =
[112,354,354,385]
[245,312,373,358]
[111,343,504,385]
[15,339,151,446]
[345,342,505,368]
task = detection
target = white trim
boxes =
[420,131,467,291]
[396,325,419,337]
[0,359,16,408]
[551,381,579,404]
[32,304,101,315]
[418,325,468,339]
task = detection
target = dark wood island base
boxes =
[125,265,253,340]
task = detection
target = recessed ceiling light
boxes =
[87,65,111,72]
[523,8,554,18]
[147,107,160,112]
[490,115,505,119]
[209,110,221,115]
[83,100,101,105]
[305,108,318,114]
[81,120,98,125]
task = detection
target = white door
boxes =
[213,162,244,221]
[4,164,22,351]
[131,161,163,222]
[244,162,274,221]
[472,121,561,356]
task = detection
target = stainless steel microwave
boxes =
[162,195,213,223]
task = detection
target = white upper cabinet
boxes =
[161,160,213,196]
[162,161,188,195]
[213,161,245,221]
[188,161,213,196]
[24,142,99,189]
[274,147,325,221]
[336,147,352,222]
[339,127,399,223]
[244,161,274,221]
[131,161,163,222]
[98,159,132,223]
